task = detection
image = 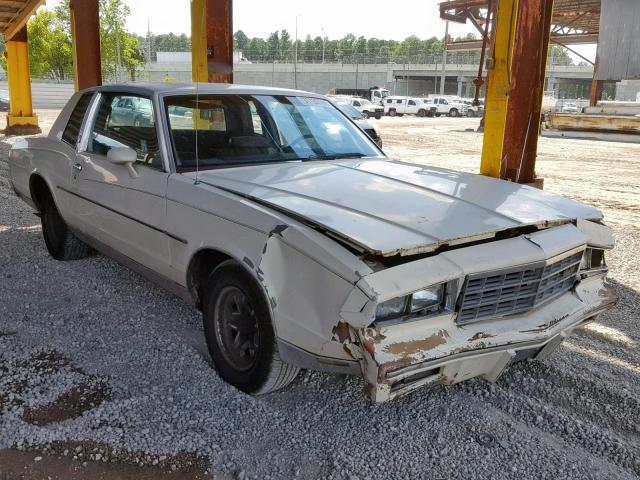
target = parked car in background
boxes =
[561,102,580,114]
[424,96,468,117]
[463,99,485,117]
[333,100,383,147]
[0,90,10,112]
[109,95,154,126]
[334,86,390,105]
[8,83,616,403]
[384,96,434,117]
[350,98,384,119]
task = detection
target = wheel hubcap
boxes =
[214,286,259,371]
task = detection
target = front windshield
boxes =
[164,94,382,170]
[335,102,364,120]
[380,90,389,98]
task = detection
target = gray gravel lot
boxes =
[1,116,639,479]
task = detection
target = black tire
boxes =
[362,111,370,119]
[374,114,382,120]
[202,260,299,395]
[435,113,442,117]
[449,108,459,117]
[397,113,404,117]
[388,109,397,117]
[417,109,426,118]
[40,192,89,261]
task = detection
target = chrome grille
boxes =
[457,251,583,324]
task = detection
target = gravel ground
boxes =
[1,114,639,479]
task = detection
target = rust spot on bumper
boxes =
[468,332,496,342]
[383,329,449,355]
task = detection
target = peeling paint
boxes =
[520,315,565,333]
[331,322,351,343]
[383,329,449,355]
[378,356,417,381]
[468,332,496,342]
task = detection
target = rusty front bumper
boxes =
[355,276,617,402]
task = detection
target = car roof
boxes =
[78,82,326,98]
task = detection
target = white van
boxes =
[384,96,434,117]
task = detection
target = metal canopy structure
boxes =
[441,0,601,49]
[0,0,43,40]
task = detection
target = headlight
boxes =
[410,285,444,312]
[375,283,450,323]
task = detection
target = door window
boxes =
[396,99,402,104]
[439,98,449,105]
[89,93,162,170]
[408,100,416,106]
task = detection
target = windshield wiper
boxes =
[300,153,368,161]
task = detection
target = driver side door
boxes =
[68,91,174,278]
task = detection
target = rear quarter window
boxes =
[62,93,93,147]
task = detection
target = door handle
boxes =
[73,163,83,172]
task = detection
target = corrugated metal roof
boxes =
[594,0,640,80]
[440,0,602,36]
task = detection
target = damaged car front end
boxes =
[336,221,616,402]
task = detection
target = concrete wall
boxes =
[0,81,74,109]
[616,80,640,102]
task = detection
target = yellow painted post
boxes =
[191,0,208,83]
[479,0,518,178]
[5,26,40,134]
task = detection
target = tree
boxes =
[2,7,73,80]
[99,0,144,80]
[233,30,249,52]
[548,45,574,66]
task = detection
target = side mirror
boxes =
[107,146,137,164]
[107,147,138,177]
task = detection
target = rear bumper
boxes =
[356,276,617,402]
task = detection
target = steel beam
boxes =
[5,26,40,134]
[191,0,233,83]
[500,0,554,185]
[70,0,102,91]
[480,0,516,178]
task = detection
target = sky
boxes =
[41,0,596,61]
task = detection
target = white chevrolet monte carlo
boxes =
[8,83,617,402]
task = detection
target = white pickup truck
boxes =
[384,97,437,117]
[424,96,468,117]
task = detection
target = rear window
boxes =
[62,93,93,147]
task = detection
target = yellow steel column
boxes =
[479,0,517,178]
[5,26,40,134]
[191,0,209,83]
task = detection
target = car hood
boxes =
[192,159,601,257]
[353,118,375,130]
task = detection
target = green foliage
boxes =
[9,0,144,81]
[232,30,453,63]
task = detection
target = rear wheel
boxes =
[41,193,89,261]
[202,261,299,395]
[388,109,397,117]
[417,109,426,118]
[375,114,382,120]
[449,108,459,117]
[362,111,370,119]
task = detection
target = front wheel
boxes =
[41,195,89,261]
[202,261,299,395]
[388,109,397,117]
[417,109,426,118]
[361,111,370,119]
